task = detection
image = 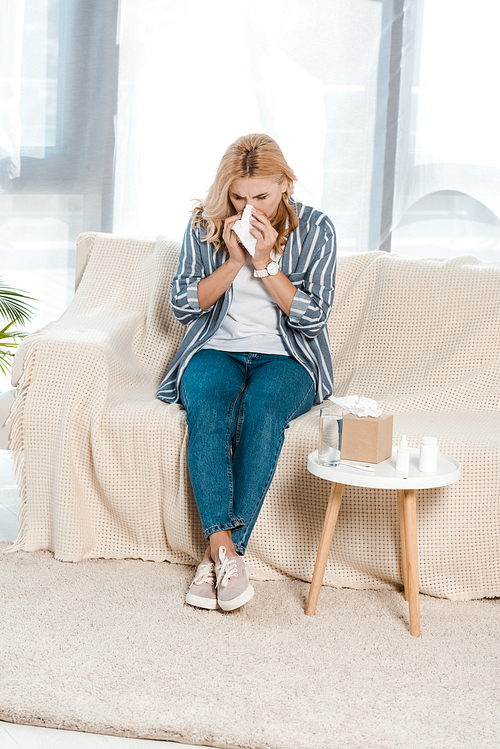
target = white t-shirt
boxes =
[202,253,289,356]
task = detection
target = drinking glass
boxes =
[318,405,343,467]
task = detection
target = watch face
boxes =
[267,261,279,276]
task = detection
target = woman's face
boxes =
[229,177,287,220]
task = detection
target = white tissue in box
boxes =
[328,395,383,418]
[233,204,257,256]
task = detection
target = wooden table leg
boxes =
[403,489,420,637]
[305,482,345,616]
[397,490,409,601]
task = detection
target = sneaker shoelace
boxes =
[216,553,238,589]
[190,563,215,588]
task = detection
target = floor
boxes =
[0,450,210,749]
[0,722,207,749]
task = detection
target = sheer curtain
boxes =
[0,0,24,185]
[0,0,119,392]
[113,0,500,260]
[1,0,500,397]
[113,0,391,250]
[392,0,500,260]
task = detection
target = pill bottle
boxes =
[418,436,438,473]
[395,434,410,472]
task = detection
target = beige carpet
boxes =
[1,542,499,749]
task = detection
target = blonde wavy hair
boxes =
[192,133,299,254]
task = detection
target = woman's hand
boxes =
[222,213,247,268]
[247,207,297,315]
[249,209,279,270]
[196,213,246,311]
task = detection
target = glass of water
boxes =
[318,405,343,467]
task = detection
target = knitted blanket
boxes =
[5,234,500,600]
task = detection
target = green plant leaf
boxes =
[0,277,36,326]
[0,279,36,375]
[0,312,31,375]
[0,350,16,376]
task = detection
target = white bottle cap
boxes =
[400,434,408,448]
[422,436,437,446]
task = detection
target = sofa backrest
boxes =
[329,252,500,412]
[72,233,184,384]
[74,235,500,412]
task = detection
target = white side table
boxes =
[306,447,461,636]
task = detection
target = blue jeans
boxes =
[179,350,315,555]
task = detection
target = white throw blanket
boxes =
[5,235,500,600]
[6,235,202,565]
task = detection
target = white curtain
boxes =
[0,0,24,182]
[392,0,500,260]
[0,0,118,393]
[113,0,389,251]
[113,0,500,260]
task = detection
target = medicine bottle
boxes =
[418,436,438,473]
[395,434,410,472]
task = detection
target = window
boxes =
[0,0,119,391]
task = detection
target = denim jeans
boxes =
[179,350,315,555]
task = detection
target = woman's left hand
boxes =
[248,207,297,315]
[249,209,278,270]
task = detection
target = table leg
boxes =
[403,489,420,637]
[397,490,409,601]
[305,482,345,616]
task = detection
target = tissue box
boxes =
[340,413,393,464]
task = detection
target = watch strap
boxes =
[254,260,279,278]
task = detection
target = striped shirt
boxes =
[157,203,337,405]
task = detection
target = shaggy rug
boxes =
[0,542,499,749]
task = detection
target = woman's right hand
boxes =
[222,213,247,268]
[196,213,247,310]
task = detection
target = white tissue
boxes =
[233,204,257,256]
[328,395,383,418]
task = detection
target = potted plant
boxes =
[0,278,36,376]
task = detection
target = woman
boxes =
[157,133,336,611]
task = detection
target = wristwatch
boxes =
[254,261,279,278]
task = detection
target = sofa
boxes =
[1,232,499,601]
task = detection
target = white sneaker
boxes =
[215,546,254,612]
[185,562,218,610]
